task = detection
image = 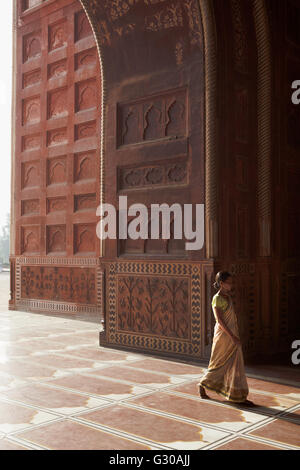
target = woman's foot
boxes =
[198,384,210,399]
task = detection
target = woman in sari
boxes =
[198,271,254,405]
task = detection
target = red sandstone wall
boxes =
[10,0,103,318]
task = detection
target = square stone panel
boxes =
[46,225,66,254]
[47,128,68,147]
[21,226,40,254]
[21,161,40,189]
[23,31,41,62]
[48,88,68,119]
[49,20,67,52]
[75,10,93,42]
[75,79,97,112]
[48,59,67,80]
[23,96,41,125]
[22,133,41,152]
[74,223,96,255]
[23,69,41,88]
[47,156,67,185]
[75,121,96,140]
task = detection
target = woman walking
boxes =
[198,271,254,405]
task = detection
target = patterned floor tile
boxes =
[129,391,267,431]
[14,420,151,450]
[0,383,110,415]
[76,404,229,450]
[248,419,300,448]
[0,399,59,433]
[171,381,298,415]
[61,347,134,362]
[0,359,58,380]
[25,353,101,372]
[90,366,186,388]
[247,378,300,401]
[126,358,204,377]
[213,437,284,450]
[44,373,151,400]
[0,438,32,450]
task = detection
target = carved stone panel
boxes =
[21,266,96,305]
[23,31,41,62]
[75,79,97,112]
[75,48,97,70]
[48,59,67,80]
[75,10,93,42]
[49,20,67,52]
[47,156,67,186]
[74,224,96,255]
[118,275,190,339]
[46,225,66,254]
[102,261,203,359]
[75,121,96,140]
[21,226,40,254]
[21,161,40,189]
[74,194,97,212]
[118,158,188,191]
[47,197,67,214]
[118,88,187,147]
[48,88,68,119]
[23,96,41,125]
[23,69,41,88]
[47,128,68,147]
[74,151,96,182]
[21,199,40,216]
[22,133,41,152]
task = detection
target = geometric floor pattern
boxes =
[0,310,299,450]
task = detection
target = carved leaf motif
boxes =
[167,164,186,183]
[124,170,142,187]
[50,24,67,51]
[145,167,163,184]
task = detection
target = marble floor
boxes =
[0,306,299,450]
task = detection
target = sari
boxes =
[199,292,249,402]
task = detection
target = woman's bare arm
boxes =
[213,306,241,345]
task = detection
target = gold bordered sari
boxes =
[199,293,249,403]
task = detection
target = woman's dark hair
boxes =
[213,271,232,290]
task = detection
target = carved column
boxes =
[253,0,272,258]
[253,0,272,347]
[79,0,105,257]
[199,0,218,260]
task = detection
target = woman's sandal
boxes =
[198,384,210,399]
